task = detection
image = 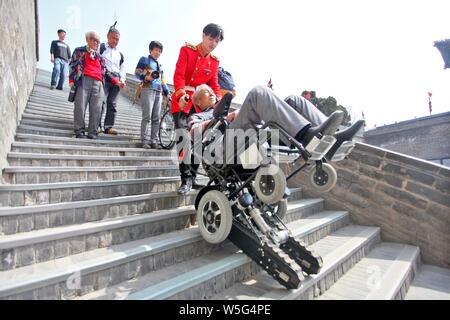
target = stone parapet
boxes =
[0,0,37,174]
[282,142,450,268]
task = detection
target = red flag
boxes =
[428,92,433,98]
[267,78,273,90]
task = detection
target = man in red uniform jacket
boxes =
[172,23,224,194]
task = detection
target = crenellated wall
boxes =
[0,0,37,174]
[282,142,450,268]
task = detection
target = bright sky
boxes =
[38,0,450,129]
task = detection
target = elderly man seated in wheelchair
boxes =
[182,84,364,290]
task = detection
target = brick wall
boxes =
[0,0,37,174]
[282,142,450,268]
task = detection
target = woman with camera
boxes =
[135,41,170,149]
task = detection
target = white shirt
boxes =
[101,43,126,82]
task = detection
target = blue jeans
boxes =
[51,58,68,89]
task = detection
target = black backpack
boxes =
[218,67,235,91]
[100,43,124,66]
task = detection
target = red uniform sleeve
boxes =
[173,46,188,99]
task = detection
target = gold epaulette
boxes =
[185,42,197,51]
[210,54,220,62]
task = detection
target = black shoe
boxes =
[87,133,98,140]
[300,111,345,146]
[213,92,234,119]
[178,178,193,195]
[150,143,162,150]
[325,120,365,160]
[75,132,86,139]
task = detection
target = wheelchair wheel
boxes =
[197,190,233,244]
[307,163,337,193]
[158,109,176,150]
[274,199,288,220]
[254,165,287,205]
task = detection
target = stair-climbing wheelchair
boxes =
[193,93,354,289]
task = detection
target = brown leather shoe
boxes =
[104,128,118,135]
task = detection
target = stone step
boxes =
[21,112,143,130]
[10,142,174,158]
[210,225,381,300]
[20,118,143,136]
[0,190,199,235]
[17,124,140,139]
[0,202,331,299]
[0,188,306,235]
[7,152,175,167]
[3,165,180,184]
[405,265,450,300]
[317,243,420,300]
[15,133,142,148]
[0,176,185,207]
[25,103,143,123]
[79,210,351,300]
[0,206,196,272]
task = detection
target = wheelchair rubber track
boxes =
[263,213,323,275]
[227,218,304,290]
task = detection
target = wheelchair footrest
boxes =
[331,140,355,162]
[306,135,337,161]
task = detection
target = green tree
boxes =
[301,91,352,125]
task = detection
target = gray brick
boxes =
[110,265,126,285]
[11,192,25,206]
[0,249,15,271]
[434,177,450,195]
[84,207,99,222]
[349,151,382,168]
[2,216,19,235]
[86,235,99,251]
[125,260,142,280]
[72,188,84,201]
[60,209,75,226]
[95,269,111,290]
[35,243,55,263]
[70,236,86,255]
[427,203,450,224]
[60,190,72,202]
[34,213,50,230]
[49,212,63,227]
[16,247,35,267]
[26,174,38,184]
[405,182,450,207]
[80,273,97,296]
[0,192,10,207]
[50,190,61,203]
[55,240,71,258]
[14,174,26,184]
[376,184,428,210]
[38,173,50,184]
[98,232,112,248]
[18,215,34,233]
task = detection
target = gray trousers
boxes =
[284,95,327,127]
[73,76,104,136]
[230,86,311,137]
[140,88,162,144]
[103,81,120,129]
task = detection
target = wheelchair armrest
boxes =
[262,122,310,161]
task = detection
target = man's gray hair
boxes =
[85,31,100,41]
[193,84,213,104]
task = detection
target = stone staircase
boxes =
[0,70,448,300]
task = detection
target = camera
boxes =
[144,69,160,81]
